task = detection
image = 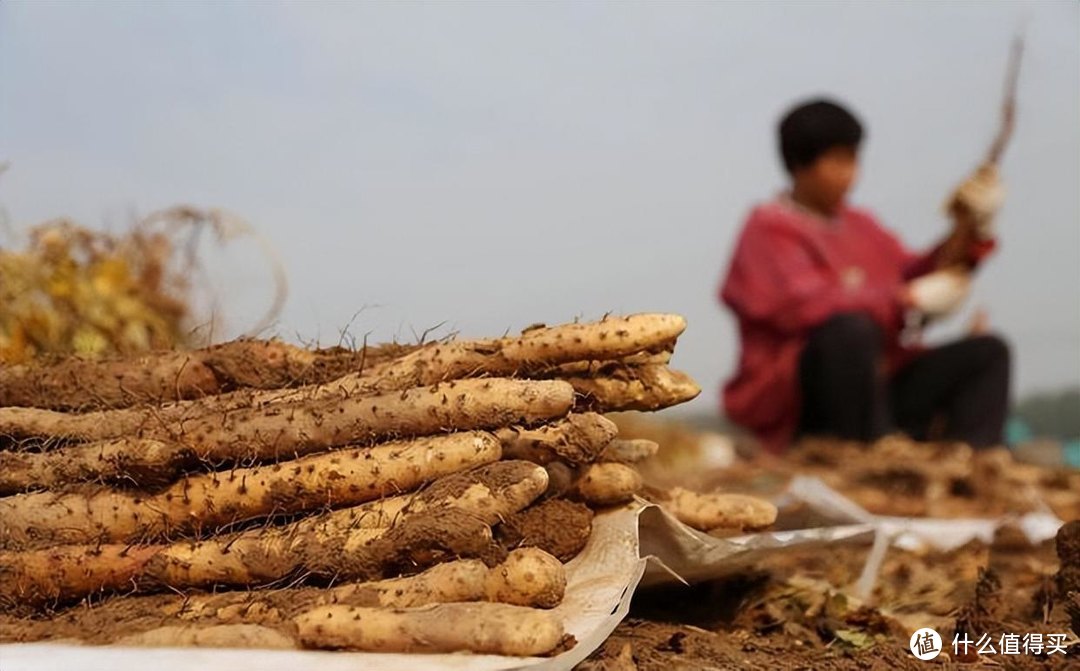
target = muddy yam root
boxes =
[573,463,643,507]
[114,624,297,649]
[0,378,575,453]
[2,550,566,643]
[294,602,565,656]
[1,507,501,608]
[568,365,700,412]
[144,462,548,591]
[497,499,594,562]
[658,487,778,532]
[0,544,160,610]
[0,438,195,494]
[1,462,548,606]
[496,413,618,465]
[0,340,356,411]
[0,431,502,549]
[0,351,219,411]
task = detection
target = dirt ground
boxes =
[581,418,1080,670]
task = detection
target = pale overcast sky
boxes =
[1,1,1077,412]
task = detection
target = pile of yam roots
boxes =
[0,313,776,656]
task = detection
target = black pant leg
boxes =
[889,335,1010,448]
[798,313,893,442]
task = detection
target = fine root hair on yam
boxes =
[293,602,565,656]
[572,462,643,507]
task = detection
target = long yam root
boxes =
[0,314,681,442]
[146,461,548,590]
[0,438,195,495]
[1,507,501,609]
[0,340,368,411]
[0,379,574,455]
[293,602,565,656]
[568,365,700,412]
[3,549,564,643]
[0,432,502,550]
[113,624,297,649]
[1,463,547,603]
[8,312,685,428]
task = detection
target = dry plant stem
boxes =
[293,602,564,656]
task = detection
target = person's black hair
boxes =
[778,99,863,174]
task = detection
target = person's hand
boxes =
[946,163,1004,239]
[906,269,972,317]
